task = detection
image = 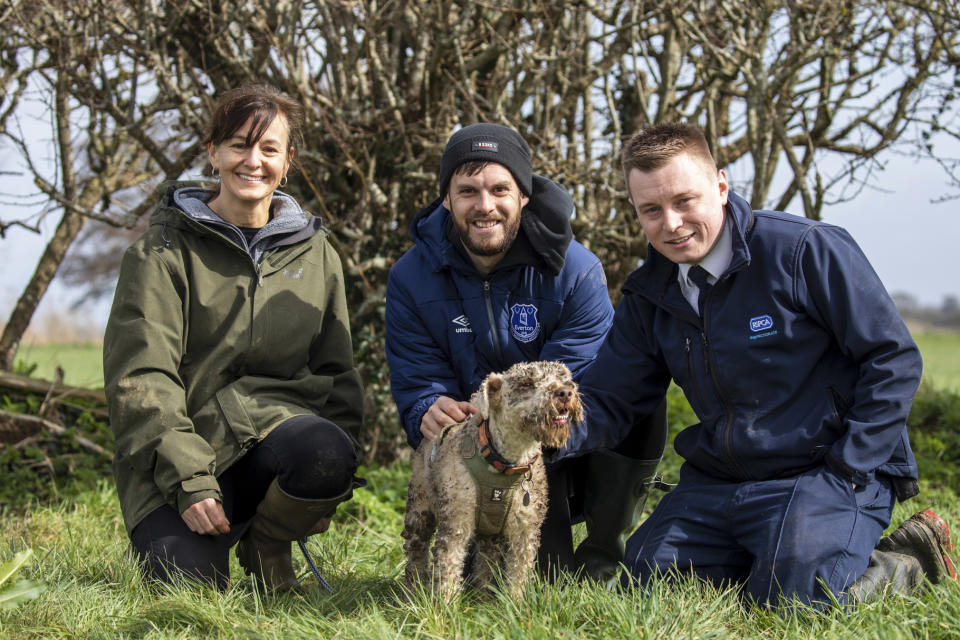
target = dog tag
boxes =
[522,478,531,506]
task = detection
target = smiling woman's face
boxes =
[207,113,293,216]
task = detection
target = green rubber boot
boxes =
[573,454,663,588]
[236,478,351,592]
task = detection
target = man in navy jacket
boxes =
[386,123,668,581]
[561,122,954,606]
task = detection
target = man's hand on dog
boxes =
[420,395,477,441]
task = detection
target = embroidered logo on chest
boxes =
[510,303,540,343]
[748,314,779,340]
[452,314,473,334]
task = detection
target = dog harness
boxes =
[457,418,536,537]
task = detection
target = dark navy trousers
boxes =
[622,463,895,607]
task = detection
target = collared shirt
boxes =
[677,216,734,315]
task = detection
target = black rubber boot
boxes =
[236,478,352,592]
[573,454,662,588]
[877,510,957,584]
[848,550,923,602]
[848,509,956,602]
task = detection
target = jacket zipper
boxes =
[180,214,313,286]
[684,337,708,412]
[700,294,752,480]
[483,280,504,365]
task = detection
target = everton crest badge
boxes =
[510,303,540,343]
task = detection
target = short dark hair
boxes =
[621,122,717,185]
[453,160,496,179]
[206,84,305,167]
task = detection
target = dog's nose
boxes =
[553,387,573,404]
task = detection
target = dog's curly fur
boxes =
[401,361,583,600]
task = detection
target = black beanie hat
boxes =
[438,123,533,198]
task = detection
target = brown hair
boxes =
[206,83,305,168]
[621,122,717,184]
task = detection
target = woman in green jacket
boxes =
[103,84,365,592]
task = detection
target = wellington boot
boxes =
[573,454,663,588]
[848,509,956,602]
[848,550,924,602]
[236,478,352,593]
[876,509,957,584]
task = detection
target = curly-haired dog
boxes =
[401,360,583,600]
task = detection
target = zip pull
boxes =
[700,331,710,375]
[685,336,691,355]
[256,265,263,287]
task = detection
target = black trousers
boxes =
[536,399,669,576]
[129,414,358,588]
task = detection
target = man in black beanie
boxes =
[385,122,669,583]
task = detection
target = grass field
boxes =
[13,330,960,392]
[913,332,960,391]
[11,342,104,389]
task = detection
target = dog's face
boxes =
[474,361,583,449]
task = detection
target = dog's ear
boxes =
[480,373,504,414]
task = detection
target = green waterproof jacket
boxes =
[104,182,364,534]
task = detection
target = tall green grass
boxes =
[2,469,959,639]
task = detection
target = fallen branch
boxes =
[0,371,106,405]
[0,370,108,419]
[0,409,113,461]
[37,367,65,419]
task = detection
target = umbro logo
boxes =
[452,315,473,334]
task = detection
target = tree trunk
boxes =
[0,211,87,370]
[0,69,83,371]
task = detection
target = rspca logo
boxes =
[510,303,540,343]
[748,314,779,340]
[749,315,774,332]
[472,140,499,153]
[452,315,473,334]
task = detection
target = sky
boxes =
[2,139,959,337]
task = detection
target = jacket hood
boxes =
[622,190,755,299]
[409,173,574,276]
[167,183,311,231]
[149,181,324,257]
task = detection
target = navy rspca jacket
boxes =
[563,191,922,490]
[386,176,613,449]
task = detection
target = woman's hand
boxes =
[181,498,231,535]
